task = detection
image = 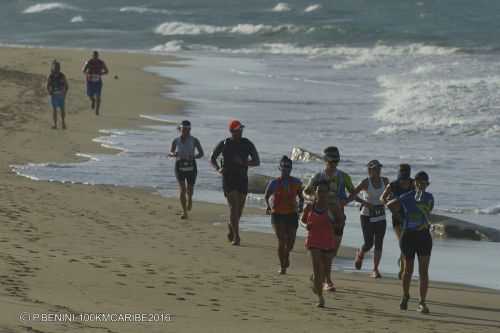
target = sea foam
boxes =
[23,3,79,14]
[154,22,302,36]
[271,3,291,12]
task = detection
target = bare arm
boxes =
[194,138,204,159]
[101,62,109,75]
[82,61,89,74]
[247,141,260,167]
[63,75,69,94]
[168,139,177,157]
[210,140,224,173]
[380,183,393,205]
[302,175,317,202]
[264,181,274,214]
[346,178,369,205]
[297,188,305,213]
[386,198,401,215]
[46,76,52,95]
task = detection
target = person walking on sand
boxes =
[264,156,304,274]
[386,171,434,314]
[210,120,260,246]
[169,120,204,219]
[302,180,337,308]
[380,163,414,279]
[347,160,389,278]
[82,50,109,115]
[303,146,355,291]
[46,60,69,130]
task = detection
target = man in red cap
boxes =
[210,120,260,245]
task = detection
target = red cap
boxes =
[228,119,244,131]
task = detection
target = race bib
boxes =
[369,205,385,222]
[178,160,194,172]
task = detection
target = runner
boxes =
[46,60,69,130]
[347,160,389,278]
[302,180,337,308]
[169,120,204,219]
[264,156,304,274]
[303,146,355,291]
[380,163,414,279]
[82,51,109,115]
[386,171,434,314]
[210,120,260,246]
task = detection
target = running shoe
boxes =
[400,294,410,310]
[417,301,430,314]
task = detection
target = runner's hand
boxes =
[217,167,224,175]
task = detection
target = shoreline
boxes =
[4,45,498,287]
[1,46,499,332]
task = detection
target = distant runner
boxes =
[46,60,69,130]
[348,160,389,278]
[264,156,304,274]
[387,171,434,314]
[303,180,337,308]
[303,146,354,291]
[169,120,204,219]
[380,163,414,279]
[82,51,109,115]
[210,120,260,246]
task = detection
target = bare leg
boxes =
[52,107,57,129]
[95,96,101,115]
[178,182,188,219]
[226,191,244,245]
[418,255,430,303]
[394,223,405,279]
[373,250,382,276]
[273,222,287,274]
[90,96,96,109]
[310,249,325,307]
[284,223,298,269]
[187,184,194,211]
[402,256,414,299]
[61,106,66,129]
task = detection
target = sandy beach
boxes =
[0,46,499,333]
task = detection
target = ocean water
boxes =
[3,1,500,289]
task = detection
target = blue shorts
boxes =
[50,94,65,109]
[86,81,103,97]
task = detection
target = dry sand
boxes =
[0,46,499,333]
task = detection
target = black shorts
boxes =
[271,213,299,229]
[223,174,248,195]
[400,229,433,259]
[175,160,197,186]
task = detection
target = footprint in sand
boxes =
[166,292,176,296]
